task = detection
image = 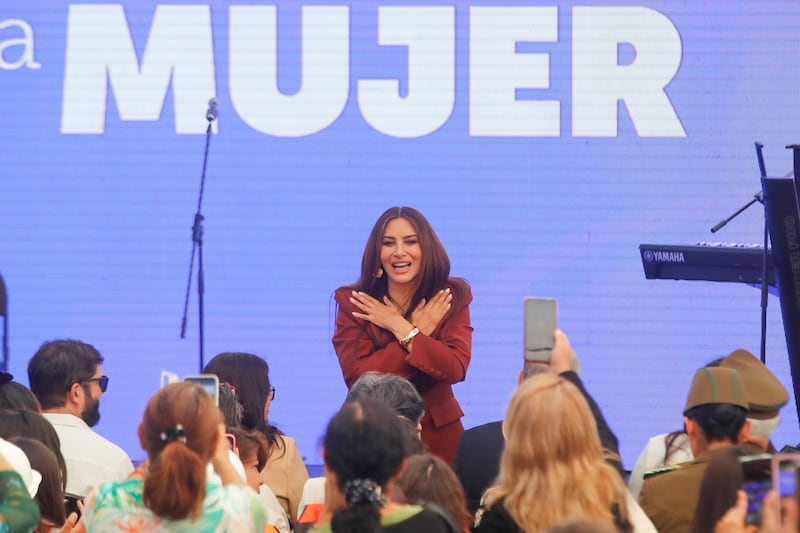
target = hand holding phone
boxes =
[772,453,800,503]
[740,453,773,526]
[549,330,577,375]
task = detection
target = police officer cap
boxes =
[720,349,788,417]
[683,367,749,415]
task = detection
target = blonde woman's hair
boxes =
[493,374,630,533]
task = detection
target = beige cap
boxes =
[683,367,749,414]
[720,349,788,418]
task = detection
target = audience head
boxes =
[203,352,276,439]
[139,382,221,521]
[10,437,66,529]
[721,349,787,443]
[0,437,41,498]
[0,409,67,489]
[346,372,425,427]
[660,355,750,465]
[218,381,243,429]
[688,444,751,533]
[324,400,413,533]
[357,207,452,307]
[0,375,41,412]
[497,374,630,532]
[545,519,618,533]
[393,453,471,533]
[227,428,269,491]
[683,367,749,452]
[27,339,106,426]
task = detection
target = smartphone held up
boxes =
[184,374,220,406]
[524,297,557,363]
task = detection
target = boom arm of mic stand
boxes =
[710,193,763,233]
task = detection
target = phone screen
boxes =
[773,453,800,500]
[741,454,772,526]
[64,494,82,519]
[524,298,557,362]
[184,375,219,406]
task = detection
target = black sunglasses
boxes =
[80,376,109,392]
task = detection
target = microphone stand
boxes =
[709,193,763,235]
[0,273,7,373]
[180,99,218,372]
[708,142,770,363]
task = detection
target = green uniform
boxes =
[638,449,718,533]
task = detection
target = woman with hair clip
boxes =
[82,382,269,532]
[309,399,454,533]
[333,206,473,464]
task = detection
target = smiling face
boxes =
[380,217,423,291]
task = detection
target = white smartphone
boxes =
[184,374,219,406]
[524,297,558,362]
[773,453,800,501]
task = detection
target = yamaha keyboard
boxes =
[641,172,800,424]
[639,243,776,286]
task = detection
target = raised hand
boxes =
[411,288,453,336]
[549,329,578,375]
[714,490,759,533]
[60,499,86,533]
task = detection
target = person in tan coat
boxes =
[204,351,309,524]
[639,367,751,533]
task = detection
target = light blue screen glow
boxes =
[1,1,799,467]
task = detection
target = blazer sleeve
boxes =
[332,286,473,385]
[559,371,624,477]
[333,288,419,385]
[407,286,473,384]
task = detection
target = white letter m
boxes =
[61,5,216,134]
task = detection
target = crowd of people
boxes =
[1,205,798,532]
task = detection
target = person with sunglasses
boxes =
[27,339,133,499]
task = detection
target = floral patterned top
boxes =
[0,471,39,533]
[84,477,269,532]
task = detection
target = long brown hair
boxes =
[493,375,630,532]
[141,382,220,521]
[688,445,750,533]
[10,437,66,530]
[395,453,471,532]
[348,207,468,317]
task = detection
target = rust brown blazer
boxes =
[332,281,472,464]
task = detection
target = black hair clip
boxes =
[159,424,187,444]
[0,372,13,385]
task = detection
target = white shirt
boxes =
[206,451,290,533]
[259,484,291,533]
[43,412,134,497]
[626,491,658,533]
[628,432,693,499]
[297,477,325,520]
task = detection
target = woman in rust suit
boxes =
[333,207,472,464]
